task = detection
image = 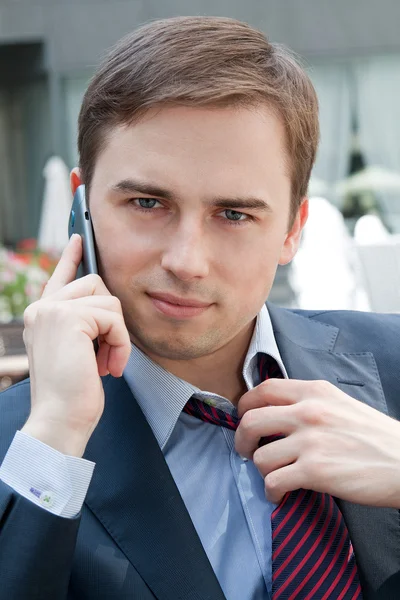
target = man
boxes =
[0,16,400,600]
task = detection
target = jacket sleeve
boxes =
[0,479,81,600]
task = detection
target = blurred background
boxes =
[1,0,400,387]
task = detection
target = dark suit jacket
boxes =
[1,305,400,600]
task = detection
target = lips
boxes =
[147,292,212,319]
[148,292,211,308]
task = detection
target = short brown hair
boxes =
[78,16,319,224]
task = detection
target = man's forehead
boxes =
[91,105,290,200]
[103,104,285,146]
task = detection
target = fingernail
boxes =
[239,454,248,462]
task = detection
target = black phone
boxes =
[68,184,100,353]
[68,184,98,278]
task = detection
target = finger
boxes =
[24,280,116,329]
[96,338,111,377]
[252,437,298,478]
[238,379,315,418]
[108,341,131,377]
[264,463,305,504]
[235,406,297,458]
[79,307,131,376]
[67,295,122,313]
[44,273,111,302]
[42,234,82,298]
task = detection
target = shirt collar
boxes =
[123,303,287,450]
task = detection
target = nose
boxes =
[161,221,209,281]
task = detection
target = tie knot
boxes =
[182,353,283,430]
[183,396,239,430]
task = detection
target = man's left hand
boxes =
[235,379,400,507]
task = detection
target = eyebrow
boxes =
[111,178,272,213]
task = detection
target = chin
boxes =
[126,317,223,361]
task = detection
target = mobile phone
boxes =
[68,185,98,278]
[68,184,100,353]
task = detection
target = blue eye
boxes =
[224,210,245,221]
[137,198,158,209]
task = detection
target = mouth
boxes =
[147,292,213,319]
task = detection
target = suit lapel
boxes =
[267,303,387,412]
[83,374,226,600]
[268,303,400,598]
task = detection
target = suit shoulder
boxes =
[298,309,400,353]
[303,308,400,330]
[0,379,31,460]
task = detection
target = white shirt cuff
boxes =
[0,430,95,518]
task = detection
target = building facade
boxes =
[1,0,400,246]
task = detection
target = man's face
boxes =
[80,106,307,361]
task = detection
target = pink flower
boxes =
[0,269,16,284]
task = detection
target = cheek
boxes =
[93,212,158,281]
[229,230,287,297]
[223,245,278,302]
[228,225,287,268]
[241,259,278,296]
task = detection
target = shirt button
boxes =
[39,491,55,508]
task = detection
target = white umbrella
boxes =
[290,197,370,311]
[353,215,392,245]
[38,156,72,255]
[336,166,400,196]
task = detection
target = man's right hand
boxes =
[21,234,131,457]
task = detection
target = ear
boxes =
[70,167,82,196]
[278,198,309,265]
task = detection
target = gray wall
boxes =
[2,0,398,163]
[1,0,400,74]
[0,0,398,251]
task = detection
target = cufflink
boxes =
[39,490,55,508]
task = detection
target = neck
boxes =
[141,320,256,406]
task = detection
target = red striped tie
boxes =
[183,353,363,599]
